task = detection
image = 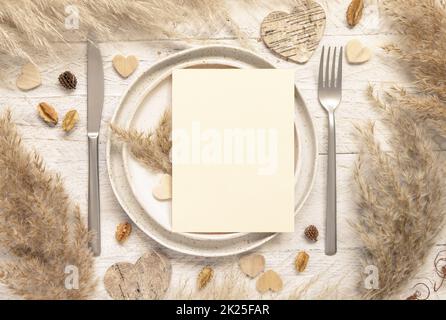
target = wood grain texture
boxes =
[261,1,326,63]
[0,0,445,300]
[104,250,171,300]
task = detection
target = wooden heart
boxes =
[104,250,171,300]
[113,55,139,78]
[261,1,326,63]
[152,174,172,201]
[239,254,265,278]
[346,39,371,64]
[16,63,41,91]
[256,270,283,294]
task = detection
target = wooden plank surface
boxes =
[0,0,445,300]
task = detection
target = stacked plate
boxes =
[106,46,317,257]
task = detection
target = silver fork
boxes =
[318,46,343,256]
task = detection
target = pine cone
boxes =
[58,71,77,89]
[304,225,319,242]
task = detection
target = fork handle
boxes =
[326,111,337,256]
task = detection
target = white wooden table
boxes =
[1,0,445,300]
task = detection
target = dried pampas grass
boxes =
[0,0,217,59]
[169,271,249,300]
[169,271,342,300]
[381,0,446,138]
[111,109,172,174]
[288,275,344,300]
[354,88,446,300]
[0,0,299,70]
[354,0,446,299]
[0,110,96,299]
[382,0,446,101]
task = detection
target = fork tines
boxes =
[319,46,343,90]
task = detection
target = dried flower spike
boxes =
[37,102,58,126]
[346,0,364,27]
[62,110,79,132]
[58,71,77,90]
[304,225,319,242]
[197,266,213,290]
[115,222,132,243]
[110,109,172,174]
[295,251,309,273]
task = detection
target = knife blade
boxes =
[87,40,104,134]
[87,39,104,256]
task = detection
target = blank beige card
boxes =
[172,69,295,233]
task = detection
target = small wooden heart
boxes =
[346,39,371,64]
[261,0,326,63]
[152,174,172,201]
[239,254,265,278]
[256,270,283,294]
[104,250,171,300]
[112,55,139,78]
[16,63,41,91]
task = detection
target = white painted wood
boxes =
[0,0,445,300]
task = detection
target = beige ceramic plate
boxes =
[107,45,318,256]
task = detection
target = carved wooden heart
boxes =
[346,39,371,64]
[256,270,283,294]
[239,254,265,278]
[16,63,41,91]
[261,1,326,63]
[112,55,139,78]
[152,174,172,201]
[104,250,171,300]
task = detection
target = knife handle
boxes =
[88,133,101,256]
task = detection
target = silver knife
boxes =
[87,39,104,256]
